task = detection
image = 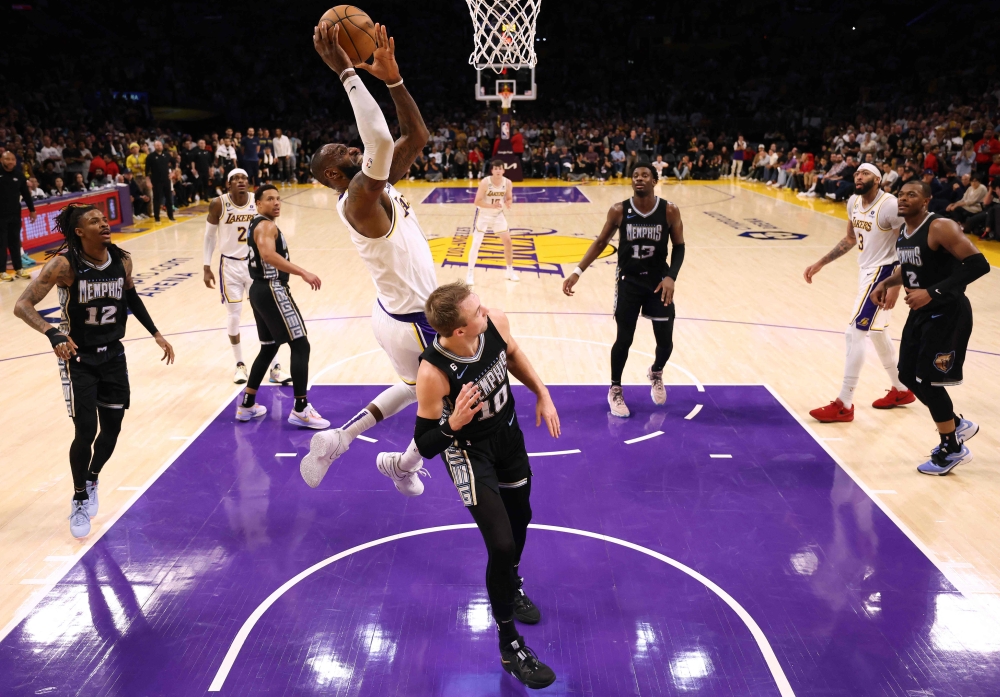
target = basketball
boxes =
[319,5,376,64]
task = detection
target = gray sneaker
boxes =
[648,367,667,405]
[69,499,91,538]
[85,480,99,518]
[608,386,630,418]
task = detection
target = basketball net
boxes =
[465,0,541,73]
[499,89,514,113]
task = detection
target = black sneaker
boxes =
[501,636,556,689]
[514,589,541,624]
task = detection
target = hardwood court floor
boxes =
[2,178,999,641]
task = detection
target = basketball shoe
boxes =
[871,387,916,409]
[376,452,429,497]
[15,269,31,279]
[809,399,854,423]
[500,636,556,689]
[300,430,351,488]
[288,404,330,430]
[235,403,267,421]
[608,386,630,418]
[233,362,248,384]
[648,366,667,405]
[269,363,292,385]
[69,499,91,538]
[0,272,13,282]
[513,579,541,624]
[918,444,972,475]
[956,415,979,443]
[505,267,520,282]
[86,480,99,518]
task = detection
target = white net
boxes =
[465,0,541,73]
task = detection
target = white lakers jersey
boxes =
[218,193,257,259]
[478,176,509,211]
[847,190,902,269]
[337,182,438,315]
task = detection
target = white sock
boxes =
[838,326,867,408]
[397,439,423,472]
[870,330,906,390]
[231,339,243,364]
[342,409,377,440]
[467,230,485,273]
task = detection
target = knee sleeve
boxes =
[226,302,242,336]
[844,326,867,380]
[371,382,417,420]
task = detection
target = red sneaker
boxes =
[809,399,854,423]
[871,387,916,409]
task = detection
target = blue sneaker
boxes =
[956,416,979,443]
[917,444,972,476]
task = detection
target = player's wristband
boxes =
[339,67,355,82]
[573,266,585,277]
[45,328,68,348]
[386,78,404,88]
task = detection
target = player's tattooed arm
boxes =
[562,202,623,296]
[13,255,74,335]
[804,220,856,283]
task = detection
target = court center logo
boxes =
[429,227,614,277]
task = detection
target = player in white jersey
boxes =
[203,169,290,384]
[803,163,915,422]
[300,22,436,496]
[466,159,516,284]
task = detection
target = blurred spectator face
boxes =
[140,143,149,153]
[130,144,139,155]
[613,144,620,152]
[54,177,64,189]
[275,128,283,138]
[247,128,255,138]
[961,173,971,186]
[74,173,84,184]
[225,129,233,139]
[154,141,163,153]
[42,135,52,147]
[0,151,14,171]
[262,129,270,138]
[630,130,637,138]
[29,176,39,189]
[94,168,104,178]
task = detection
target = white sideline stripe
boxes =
[275,453,297,458]
[0,385,245,645]
[355,435,377,443]
[710,454,732,459]
[762,383,1000,626]
[117,486,141,491]
[684,404,703,420]
[870,489,897,494]
[206,523,796,696]
[624,431,664,445]
[527,449,581,457]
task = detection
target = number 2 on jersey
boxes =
[237,226,247,243]
[906,270,919,287]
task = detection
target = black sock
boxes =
[954,415,961,428]
[497,618,519,645]
[242,391,256,408]
[73,488,89,501]
[295,396,308,412]
[940,430,960,453]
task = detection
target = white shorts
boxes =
[371,298,436,385]
[849,263,897,331]
[219,255,251,304]
[473,208,508,233]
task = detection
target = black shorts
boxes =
[249,279,307,345]
[614,278,675,322]
[441,414,532,507]
[59,342,130,418]
[898,297,973,387]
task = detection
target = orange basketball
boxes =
[319,5,377,64]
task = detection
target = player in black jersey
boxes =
[414,282,560,689]
[238,185,328,429]
[870,180,990,475]
[563,164,686,417]
[14,204,174,538]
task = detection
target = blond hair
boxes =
[425,281,472,337]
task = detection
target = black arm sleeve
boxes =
[125,286,159,336]
[414,415,456,459]
[665,243,685,280]
[927,252,990,301]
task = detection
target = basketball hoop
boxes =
[499,89,514,111]
[465,0,541,73]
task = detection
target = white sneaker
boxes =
[69,499,91,538]
[236,402,267,421]
[300,429,351,488]
[608,386,630,418]
[289,404,330,430]
[807,192,818,198]
[505,268,520,282]
[86,480,99,518]
[466,270,475,286]
[234,362,248,384]
[648,367,667,405]
[269,363,292,385]
[376,452,429,497]
[825,193,837,200]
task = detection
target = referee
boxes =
[1,150,37,282]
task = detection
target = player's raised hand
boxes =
[562,273,580,296]
[448,382,483,430]
[353,24,401,84]
[314,22,354,76]
[536,390,560,438]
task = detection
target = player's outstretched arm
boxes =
[489,308,560,438]
[253,220,322,290]
[562,202,623,296]
[14,255,78,359]
[123,256,174,364]
[804,219,856,283]
[203,196,221,288]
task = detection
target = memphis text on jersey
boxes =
[897,247,923,266]
[223,212,256,225]
[471,351,509,418]
[79,278,124,303]
[625,222,664,242]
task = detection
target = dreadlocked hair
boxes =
[48,203,130,269]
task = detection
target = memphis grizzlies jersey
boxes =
[897,213,962,309]
[617,196,671,290]
[420,317,514,442]
[217,192,257,259]
[247,214,290,284]
[337,182,437,315]
[847,190,902,269]
[478,176,509,210]
[59,252,128,349]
